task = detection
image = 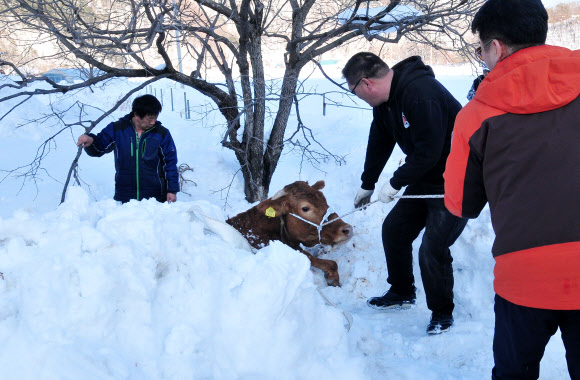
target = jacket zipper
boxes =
[135,128,153,201]
[135,133,140,200]
[131,119,155,201]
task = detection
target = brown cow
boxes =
[226,180,353,286]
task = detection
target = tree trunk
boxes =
[262,69,299,196]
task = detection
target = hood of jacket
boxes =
[474,45,580,114]
[388,56,435,103]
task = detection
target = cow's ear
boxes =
[312,180,325,191]
[256,197,288,218]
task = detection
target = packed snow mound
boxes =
[0,187,365,379]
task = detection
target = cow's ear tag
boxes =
[265,207,276,218]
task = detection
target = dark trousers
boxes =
[493,294,580,380]
[382,189,467,315]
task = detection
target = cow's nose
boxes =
[342,225,353,237]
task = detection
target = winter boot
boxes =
[367,288,416,310]
[426,312,453,335]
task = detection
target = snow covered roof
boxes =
[43,68,106,83]
[338,4,422,35]
[0,74,26,85]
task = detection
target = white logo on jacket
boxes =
[402,112,410,129]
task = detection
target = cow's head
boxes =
[320,212,354,247]
[256,180,352,247]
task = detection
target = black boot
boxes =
[426,312,453,335]
[367,288,416,310]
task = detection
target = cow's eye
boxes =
[302,206,310,212]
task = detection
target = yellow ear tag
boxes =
[265,207,276,218]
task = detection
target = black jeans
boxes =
[493,294,580,380]
[381,185,467,315]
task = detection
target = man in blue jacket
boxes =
[77,94,179,203]
[343,53,467,334]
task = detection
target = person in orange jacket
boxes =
[443,0,580,378]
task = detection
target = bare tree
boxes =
[0,0,483,202]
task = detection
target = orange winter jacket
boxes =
[444,45,580,310]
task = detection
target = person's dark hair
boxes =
[132,94,162,118]
[472,0,548,50]
[342,52,390,84]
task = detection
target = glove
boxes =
[378,181,399,203]
[354,188,374,209]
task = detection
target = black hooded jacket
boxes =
[361,56,461,193]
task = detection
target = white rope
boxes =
[288,194,445,239]
[288,206,335,243]
[325,200,380,222]
[287,212,326,242]
[323,194,444,226]
[317,286,353,331]
[395,194,444,199]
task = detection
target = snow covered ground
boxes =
[0,64,570,379]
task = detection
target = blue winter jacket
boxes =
[84,114,179,203]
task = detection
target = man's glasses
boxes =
[476,39,494,60]
[350,77,365,95]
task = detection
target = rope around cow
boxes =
[288,194,445,243]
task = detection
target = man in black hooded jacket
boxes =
[343,52,467,334]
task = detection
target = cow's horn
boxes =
[271,189,287,200]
